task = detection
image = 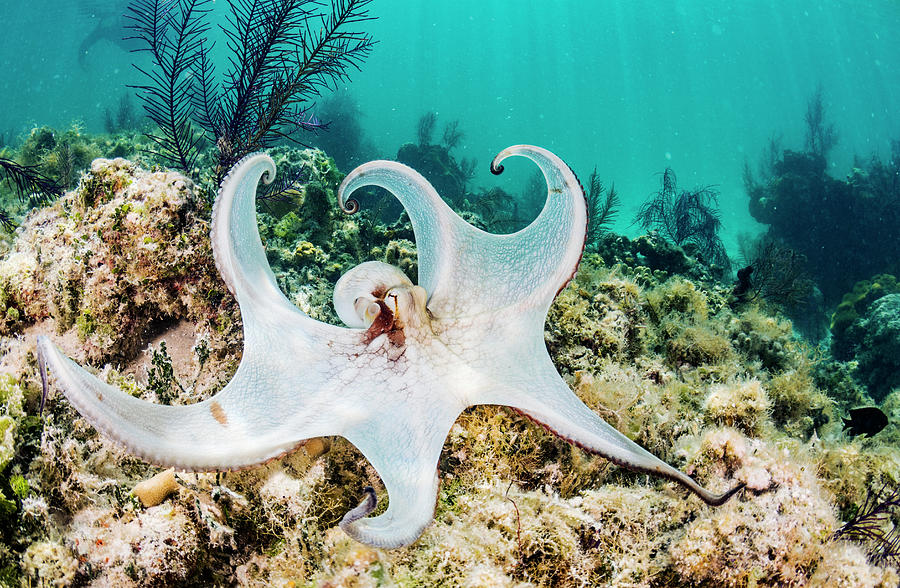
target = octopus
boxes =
[37,145,741,548]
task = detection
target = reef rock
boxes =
[857,293,900,401]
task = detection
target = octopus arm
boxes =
[213,151,348,344]
[337,145,587,319]
[37,336,347,471]
[339,404,459,548]
[498,359,743,506]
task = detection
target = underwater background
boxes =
[2,0,900,586]
[4,0,900,244]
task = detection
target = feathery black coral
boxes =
[834,485,900,567]
[127,0,375,180]
[635,168,730,271]
[585,167,619,250]
[127,0,210,172]
[0,157,63,229]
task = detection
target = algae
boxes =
[0,146,896,586]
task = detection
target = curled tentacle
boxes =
[340,487,378,527]
[340,197,360,214]
[337,146,586,319]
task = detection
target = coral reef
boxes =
[0,147,897,584]
[855,294,900,402]
[0,157,229,363]
[0,124,150,234]
[827,275,900,403]
[634,168,730,274]
[831,273,900,359]
[745,115,900,305]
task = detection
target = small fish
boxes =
[843,407,888,437]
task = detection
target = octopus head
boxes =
[333,261,430,343]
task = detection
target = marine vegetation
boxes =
[397,112,476,209]
[127,0,375,180]
[38,145,742,550]
[1,146,899,584]
[103,93,141,134]
[834,484,900,568]
[745,88,900,304]
[830,274,900,359]
[850,294,900,402]
[18,126,101,192]
[804,84,839,159]
[305,90,374,172]
[0,157,61,229]
[734,233,813,310]
[585,167,619,251]
[634,167,730,274]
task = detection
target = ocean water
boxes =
[2,0,899,246]
[5,3,900,583]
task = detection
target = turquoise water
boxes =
[3,0,899,246]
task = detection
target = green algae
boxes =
[0,145,897,584]
[0,375,24,473]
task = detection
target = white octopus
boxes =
[37,145,741,548]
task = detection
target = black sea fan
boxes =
[834,484,900,567]
[127,0,211,173]
[585,167,619,250]
[735,233,813,308]
[127,0,376,181]
[635,168,730,271]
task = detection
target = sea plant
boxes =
[396,113,476,210]
[805,84,838,159]
[127,0,375,182]
[735,233,813,308]
[416,111,437,147]
[307,91,371,171]
[634,167,730,272]
[104,93,141,134]
[585,167,619,251]
[441,119,464,150]
[833,484,900,568]
[0,157,63,229]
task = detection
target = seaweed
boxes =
[307,91,372,171]
[127,0,375,180]
[104,93,141,134]
[416,111,437,147]
[634,168,730,272]
[441,120,464,151]
[585,167,619,251]
[0,157,63,229]
[127,0,211,173]
[804,84,838,159]
[833,484,900,568]
[0,130,16,149]
[736,233,813,308]
[396,113,475,210]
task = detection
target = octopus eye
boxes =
[333,261,413,328]
[354,297,382,327]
